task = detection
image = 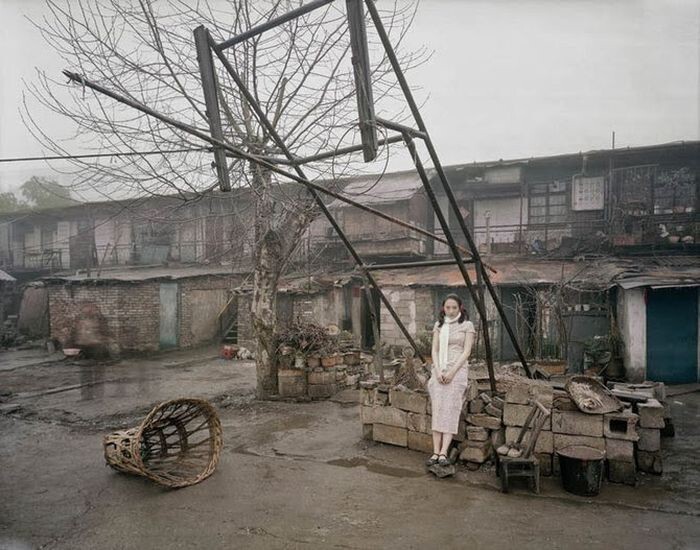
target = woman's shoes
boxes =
[425,454,439,466]
[437,454,450,466]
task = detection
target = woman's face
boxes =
[443,298,460,318]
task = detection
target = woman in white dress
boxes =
[426,294,476,467]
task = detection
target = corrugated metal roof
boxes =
[43,265,249,283]
[371,257,700,289]
[0,269,17,282]
[330,169,431,207]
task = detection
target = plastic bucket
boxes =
[557,445,606,496]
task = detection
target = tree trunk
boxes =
[252,228,282,399]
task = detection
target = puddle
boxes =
[326,457,423,478]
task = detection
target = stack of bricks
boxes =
[279,351,367,400]
[611,382,669,477]
[359,382,461,452]
[358,376,672,487]
[460,383,504,467]
[613,382,674,474]
[503,382,555,475]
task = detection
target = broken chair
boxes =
[496,399,551,494]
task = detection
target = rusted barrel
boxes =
[557,445,605,496]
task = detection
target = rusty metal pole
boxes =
[365,0,532,379]
[402,133,497,393]
[209,39,426,362]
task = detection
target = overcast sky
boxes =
[1,0,698,192]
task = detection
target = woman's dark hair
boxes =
[437,293,468,327]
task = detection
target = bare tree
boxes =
[25,0,426,397]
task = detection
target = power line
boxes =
[0,147,210,164]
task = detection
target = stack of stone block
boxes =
[503,382,555,475]
[279,351,367,400]
[611,382,670,477]
[358,376,672,487]
[460,384,505,467]
[359,382,464,452]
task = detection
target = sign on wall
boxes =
[572,176,604,211]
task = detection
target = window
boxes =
[528,182,568,224]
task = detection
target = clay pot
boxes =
[306,355,321,368]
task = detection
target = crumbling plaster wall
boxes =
[617,287,646,382]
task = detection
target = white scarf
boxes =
[439,315,459,373]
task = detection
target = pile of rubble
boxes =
[359,371,673,486]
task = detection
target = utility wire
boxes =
[0,147,210,164]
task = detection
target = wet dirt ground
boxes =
[1,347,699,549]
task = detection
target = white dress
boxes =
[427,320,476,434]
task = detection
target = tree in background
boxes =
[25,0,425,398]
[0,192,21,214]
[20,176,77,209]
[0,177,78,213]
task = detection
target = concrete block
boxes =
[636,450,663,475]
[459,439,492,463]
[504,403,550,429]
[469,399,485,414]
[453,419,467,443]
[485,403,503,418]
[552,410,604,437]
[638,399,665,429]
[374,389,389,406]
[506,384,530,405]
[637,428,661,452]
[536,453,553,477]
[553,433,605,452]
[466,382,479,402]
[603,409,639,441]
[361,405,407,428]
[553,393,578,411]
[362,424,373,441]
[389,388,428,414]
[360,388,374,406]
[373,424,408,447]
[407,412,432,434]
[467,426,489,441]
[607,460,636,485]
[612,383,655,398]
[491,427,505,448]
[506,426,553,454]
[307,383,337,399]
[308,370,336,385]
[278,369,307,397]
[530,385,554,408]
[605,438,634,462]
[466,414,502,430]
[407,431,433,453]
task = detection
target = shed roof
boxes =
[370,256,700,290]
[43,264,249,283]
[329,169,430,207]
[0,269,17,282]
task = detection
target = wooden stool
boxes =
[497,400,550,494]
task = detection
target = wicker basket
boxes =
[103,398,223,488]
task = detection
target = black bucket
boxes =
[557,445,606,496]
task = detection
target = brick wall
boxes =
[48,281,160,354]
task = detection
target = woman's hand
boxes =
[443,370,455,384]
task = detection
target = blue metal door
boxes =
[646,287,698,383]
